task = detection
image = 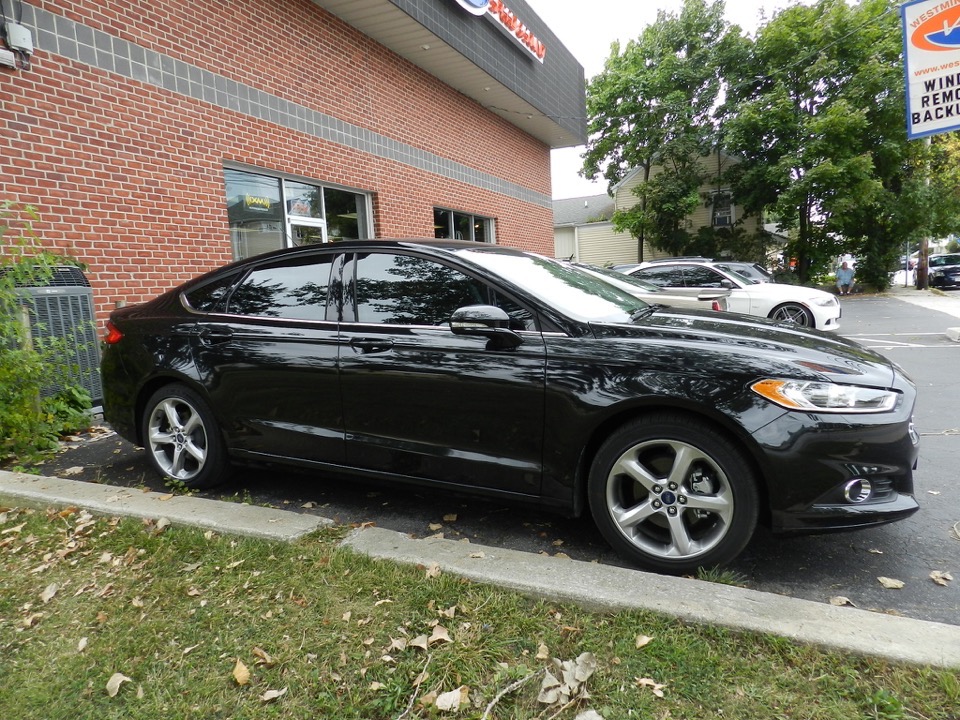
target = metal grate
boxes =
[13,267,103,406]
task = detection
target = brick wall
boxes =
[1,0,554,321]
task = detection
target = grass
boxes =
[1,507,958,720]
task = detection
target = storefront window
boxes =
[225,168,372,259]
[225,170,284,259]
[433,208,493,242]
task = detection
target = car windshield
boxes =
[930,254,960,267]
[456,249,649,323]
[715,263,772,283]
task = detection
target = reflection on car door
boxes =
[338,251,546,495]
[190,252,345,465]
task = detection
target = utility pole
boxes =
[916,136,931,290]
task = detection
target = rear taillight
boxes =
[104,321,123,344]
[711,300,722,311]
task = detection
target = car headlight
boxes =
[811,296,838,307]
[751,379,899,413]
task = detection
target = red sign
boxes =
[452,0,547,63]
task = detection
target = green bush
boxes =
[0,202,93,463]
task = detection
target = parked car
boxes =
[624,259,841,330]
[101,239,919,574]
[923,253,960,289]
[712,261,773,284]
[570,263,729,311]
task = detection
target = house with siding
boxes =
[554,151,762,265]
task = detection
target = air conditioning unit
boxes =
[11,266,103,407]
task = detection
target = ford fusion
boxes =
[101,240,920,574]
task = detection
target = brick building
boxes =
[1,0,586,321]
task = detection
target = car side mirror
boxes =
[720,280,735,289]
[450,305,523,350]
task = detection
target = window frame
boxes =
[224,164,374,260]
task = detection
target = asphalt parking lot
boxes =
[14,287,960,627]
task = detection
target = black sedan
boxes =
[101,240,920,574]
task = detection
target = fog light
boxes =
[843,478,873,503]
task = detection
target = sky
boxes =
[523,0,803,199]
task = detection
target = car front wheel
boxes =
[588,414,759,574]
[142,384,230,489]
[769,302,813,327]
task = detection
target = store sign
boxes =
[901,0,960,138]
[452,0,546,63]
[244,195,272,211]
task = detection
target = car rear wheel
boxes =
[142,384,230,489]
[769,302,813,327]
[588,414,759,574]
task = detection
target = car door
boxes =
[189,251,345,465]
[338,249,546,495]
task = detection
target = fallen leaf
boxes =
[62,466,84,476]
[260,687,287,702]
[930,571,953,586]
[868,548,883,554]
[635,634,653,649]
[78,637,88,652]
[369,681,385,691]
[536,642,550,660]
[469,551,486,559]
[435,685,469,711]
[429,625,451,645]
[428,523,443,531]
[829,596,857,607]
[157,493,175,501]
[928,490,941,495]
[342,611,352,622]
[233,659,251,686]
[425,563,442,579]
[410,634,429,651]
[442,513,458,523]
[878,576,905,589]
[301,501,316,508]
[154,517,171,534]
[106,673,132,697]
[40,583,58,604]
[252,646,275,666]
[635,677,666,698]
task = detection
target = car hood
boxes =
[589,310,900,388]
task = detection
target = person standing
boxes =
[836,261,854,296]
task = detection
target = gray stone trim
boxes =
[18,3,551,209]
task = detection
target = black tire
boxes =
[768,302,813,327]
[141,383,231,489]
[588,413,759,575]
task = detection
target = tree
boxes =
[720,0,960,288]
[582,0,742,258]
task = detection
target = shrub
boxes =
[0,202,93,463]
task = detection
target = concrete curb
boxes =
[343,526,960,669]
[0,470,330,541]
[947,327,960,342]
[2,470,958,669]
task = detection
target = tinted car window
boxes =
[681,266,728,288]
[227,255,333,320]
[354,253,488,326]
[633,265,685,287]
[183,271,241,312]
